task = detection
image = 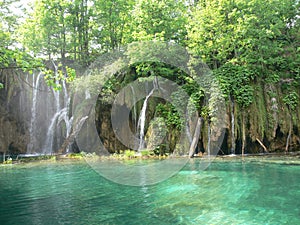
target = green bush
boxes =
[124,150,135,158]
[3,157,12,164]
[140,150,154,156]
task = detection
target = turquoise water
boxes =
[0,158,299,224]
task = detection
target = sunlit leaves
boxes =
[132,0,187,43]
[187,0,299,109]
[44,66,76,91]
[92,0,134,51]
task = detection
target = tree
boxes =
[131,0,188,43]
[19,0,92,66]
[187,0,299,154]
[0,0,44,85]
[90,0,134,52]
[19,1,68,61]
[0,0,17,69]
[67,0,91,64]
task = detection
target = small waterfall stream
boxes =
[42,79,73,154]
[27,72,43,153]
[230,96,235,154]
[207,123,211,156]
[185,112,193,144]
[136,77,158,151]
[43,109,65,153]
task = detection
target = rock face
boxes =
[96,102,129,153]
[95,74,300,155]
[0,67,74,156]
[0,115,28,155]
[1,68,299,156]
[0,70,31,155]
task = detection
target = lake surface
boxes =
[0,157,299,224]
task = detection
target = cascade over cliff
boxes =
[1,67,299,156]
[94,70,300,155]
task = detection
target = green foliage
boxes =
[92,0,134,50]
[3,157,12,164]
[19,0,92,65]
[18,155,56,163]
[0,0,46,75]
[216,63,254,108]
[155,103,182,129]
[131,0,187,42]
[234,84,254,108]
[124,150,136,158]
[283,91,298,111]
[67,152,97,158]
[1,0,300,154]
[140,150,154,156]
[187,0,299,110]
[44,66,76,91]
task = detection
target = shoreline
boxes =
[1,151,300,166]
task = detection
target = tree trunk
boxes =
[256,138,268,153]
[189,117,203,158]
[58,116,88,154]
[285,110,292,153]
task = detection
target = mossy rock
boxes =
[3,158,13,164]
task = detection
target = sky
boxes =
[10,0,33,17]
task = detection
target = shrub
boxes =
[124,150,135,158]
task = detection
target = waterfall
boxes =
[27,72,43,153]
[85,89,91,99]
[43,109,64,154]
[42,79,73,154]
[185,111,193,144]
[24,61,74,155]
[207,123,211,157]
[230,96,235,155]
[41,61,73,154]
[136,77,158,151]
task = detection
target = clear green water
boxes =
[0,158,299,225]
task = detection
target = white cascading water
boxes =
[207,123,211,157]
[27,71,43,153]
[43,109,65,153]
[136,77,158,150]
[41,61,73,154]
[185,112,193,145]
[230,96,235,155]
[42,79,73,154]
